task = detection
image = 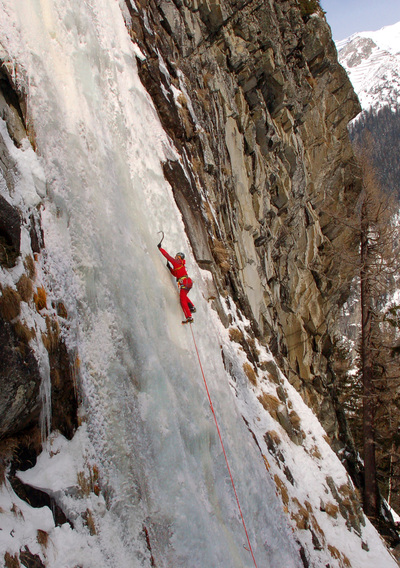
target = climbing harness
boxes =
[177,276,193,290]
[189,324,258,568]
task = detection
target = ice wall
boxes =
[0,0,302,566]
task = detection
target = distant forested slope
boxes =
[350,106,400,198]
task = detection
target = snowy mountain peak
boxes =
[337,20,400,113]
[337,20,400,55]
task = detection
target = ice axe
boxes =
[157,231,172,270]
[157,231,164,249]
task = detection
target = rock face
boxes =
[0,1,361,458]
[127,0,361,450]
[0,195,21,267]
[0,0,361,495]
[0,317,41,437]
[0,63,78,447]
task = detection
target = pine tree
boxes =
[354,135,400,519]
[375,304,400,512]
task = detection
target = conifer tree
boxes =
[353,135,399,519]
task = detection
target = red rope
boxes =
[190,324,258,568]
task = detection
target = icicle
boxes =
[38,351,52,444]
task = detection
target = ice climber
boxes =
[158,243,196,324]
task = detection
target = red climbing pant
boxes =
[180,286,193,319]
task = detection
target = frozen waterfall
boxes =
[0,0,303,566]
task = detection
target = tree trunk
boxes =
[388,445,394,508]
[360,208,378,518]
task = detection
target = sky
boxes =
[321,0,400,41]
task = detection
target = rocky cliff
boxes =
[0,0,362,467]
[0,62,78,468]
[127,0,361,450]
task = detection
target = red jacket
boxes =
[159,248,188,280]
